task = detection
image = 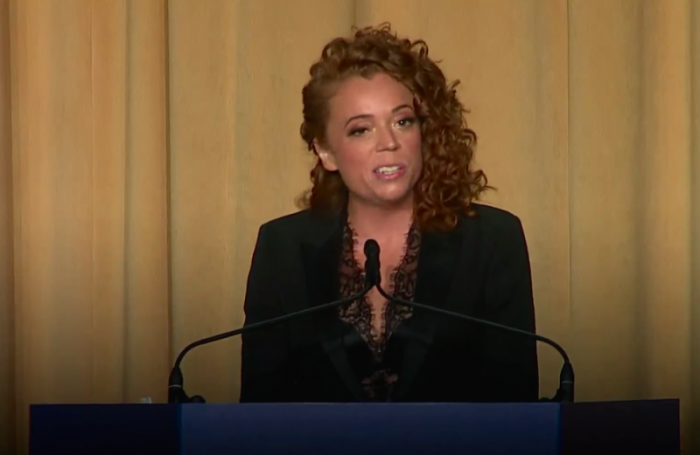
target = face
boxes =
[315,72,423,209]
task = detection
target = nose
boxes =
[376,125,399,152]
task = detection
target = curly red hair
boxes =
[297,23,491,232]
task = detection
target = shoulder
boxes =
[259,209,314,233]
[254,209,310,244]
[456,203,531,268]
[256,208,337,244]
[462,203,527,242]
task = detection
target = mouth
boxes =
[373,164,407,179]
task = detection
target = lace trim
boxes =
[337,221,420,363]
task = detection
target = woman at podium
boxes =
[239,24,539,403]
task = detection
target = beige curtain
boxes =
[1,0,698,453]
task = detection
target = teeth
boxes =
[376,166,401,174]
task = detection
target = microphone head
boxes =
[363,239,381,287]
[364,239,380,261]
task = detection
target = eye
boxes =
[397,116,416,127]
[348,126,369,136]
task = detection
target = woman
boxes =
[239,24,539,403]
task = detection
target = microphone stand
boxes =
[362,238,574,403]
[373,282,575,403]
[169,238,574,404]
[167,279,379,404]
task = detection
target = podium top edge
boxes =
[28,398,680,408]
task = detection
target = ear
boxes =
[314,140,339,172]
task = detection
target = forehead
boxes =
[328,73,414,117]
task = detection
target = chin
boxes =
[373,189,414,207]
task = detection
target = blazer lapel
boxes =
[392,221,465,400]
[300,210,365,401]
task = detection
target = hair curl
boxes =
[297,23,491,232]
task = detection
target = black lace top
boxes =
[337,220,421,401]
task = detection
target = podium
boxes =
[29,399,679,455]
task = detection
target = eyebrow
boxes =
[344,104,414,127]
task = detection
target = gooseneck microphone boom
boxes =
[167,249,380,404]
[168,238,574,404]
[364,239,575,403]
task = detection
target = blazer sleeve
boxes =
[239,224,292,402]
[477,215,540,402]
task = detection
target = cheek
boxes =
[404,130,423,160]
[334,142,371,173]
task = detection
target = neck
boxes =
[346,197,414,239]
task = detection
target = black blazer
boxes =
[239,203,539,403]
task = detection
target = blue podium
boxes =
[29,399,679,455]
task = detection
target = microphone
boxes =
[363,238,381,286]
[363,239,575,404]
[167,247,379,404]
